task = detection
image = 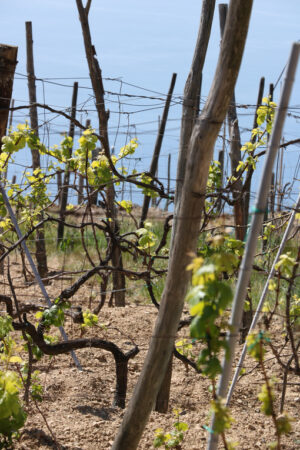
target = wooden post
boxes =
[151,116,161,209]
[139,73,177,228]
[26,22,48,278]
[152,0,215,418]
[164,153,171,211]
[26,22,40,168]
[8,98,14,130]
[217,121,226,213]
[262,83,274,249]
[0,44,17,275]
[78,118,90,205]
[57,81,78,245]
[112,1,253,448]
[57,169,62,204]
[76,0,126,307]
[270,172,275,218]
[154,355,173,412]
[173,0,216,220]
[277,142,284,212]
[243,76,265,227]
[0,45,17,149]
[219,4,245,240]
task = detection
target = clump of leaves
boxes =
[186,243,236,378]
[153,409,188,449]
[81,310,98,329]
[0,316,26,447]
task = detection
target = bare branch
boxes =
[85,0,92,16]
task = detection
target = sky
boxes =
[1,0,299,207]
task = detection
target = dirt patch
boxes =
[1,260,299,450]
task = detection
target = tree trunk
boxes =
[26,22,48,278]
[139,73,177,228]
[112,2,253,449]
[76,0,126,306]
[0,44,18,275]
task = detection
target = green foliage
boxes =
[247,332,268,362]
[0,370,27,443]
[37,300,70,330]
[210,397,234,434]
[136,222,158,252]
[30,371,44,402]
[258,382,275,416]
[153,409,188,449]
[0,316,13,340]
[118,138,138,158]
[207,160,222,191]
[205,160,222,213]
[117,199,133,214]
[186,233,242,378]
[275,252,297,277]
[233,96,277,178]
[139,174,158,198]
[81,310,98,329]
[175,339,193,358]
[0,316,26,446]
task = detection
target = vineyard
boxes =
[0,1,299,449]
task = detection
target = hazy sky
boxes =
[1,0,299,205]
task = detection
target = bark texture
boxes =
[0,44,18,275]
[173,0,216,216]
[26,22,48,278]
[76,0,125,306]
[112,1,253,449]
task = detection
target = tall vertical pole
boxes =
[164,153,171,212]
[26,22,40,168]
[219,4,244,240]
[57,82,78,245]
[139,73,177,228]
[0,44,18,275]
[78,118,90,205]
[0,45,17,148]
[207,42,300,450]
[26,21,48,278]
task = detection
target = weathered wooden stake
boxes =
[164,153,171,211]
[243,76,265,227]
[76,0,125,306]
[173,0,216,240]
[57,81,78,245]
[139,73,177,228]
[0,45,17,148]
[0,44,18,275]
[220,3,245,240]
[112,1,253,448]
[78,118,90,205]
[26,21,48,278]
